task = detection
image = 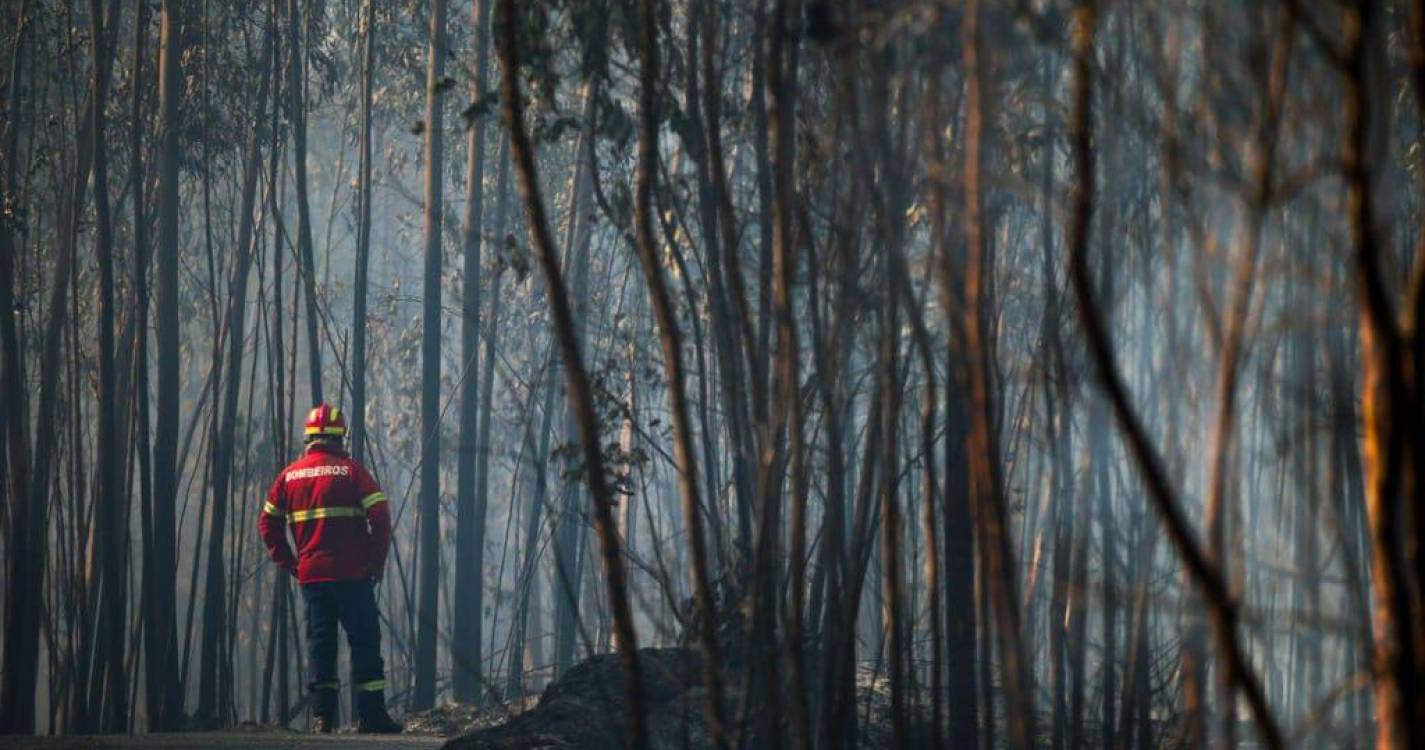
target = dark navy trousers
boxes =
[301,580,386,699]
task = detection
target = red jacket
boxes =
[258,442,392,583]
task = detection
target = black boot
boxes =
[310,688,338,734]
[356,690,403,734]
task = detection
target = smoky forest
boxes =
[3,0,1425,748]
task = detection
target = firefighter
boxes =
[258,403,402,734]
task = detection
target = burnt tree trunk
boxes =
[349,0,376,463]
[286,0,322,401]
[453,0,493,705]
[147,0,186,730]
[198,24,272,726]
[412,0,448,712]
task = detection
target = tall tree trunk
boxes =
[750,5,772,427]
[0,0,28,730]
[1093,392,1117,747]
[960,2,1033,745]
[350,0,376,463]
[287,0,322,402]
[685,0,741,585]
[809,175,855,750]
[469,136,510,703]
[87,0,129,731]
[1345,2,1422,746]
[0,1,33,733]
[1035,50,1073,750]
[411,0,448,712]
[925,57,980,750]
[1089,219,1117,746]
[148,0,187,728]
[264,19,294,720]
[197,24,272,726]
[698,0,756,561]
[765,3,809,745]
[551,79,597,681]
[877,282,907,749]
[125,0,157,730]
[859,37,912,750]
[452,0,492,705]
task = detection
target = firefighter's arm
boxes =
[258,478,298,576]
[357,466,392,581]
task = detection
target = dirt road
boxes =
[1,733,447,749]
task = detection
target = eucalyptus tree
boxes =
[412,0,449,712]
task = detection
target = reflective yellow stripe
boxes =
[305,425,346,435]
[360,492,387,510]
[355,679,385,692]
[262,501,284,517]
[287,506,364,523]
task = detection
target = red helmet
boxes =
[304,403,347,440]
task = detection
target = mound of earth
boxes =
[440,647,926,749]
[441,648,713,749]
